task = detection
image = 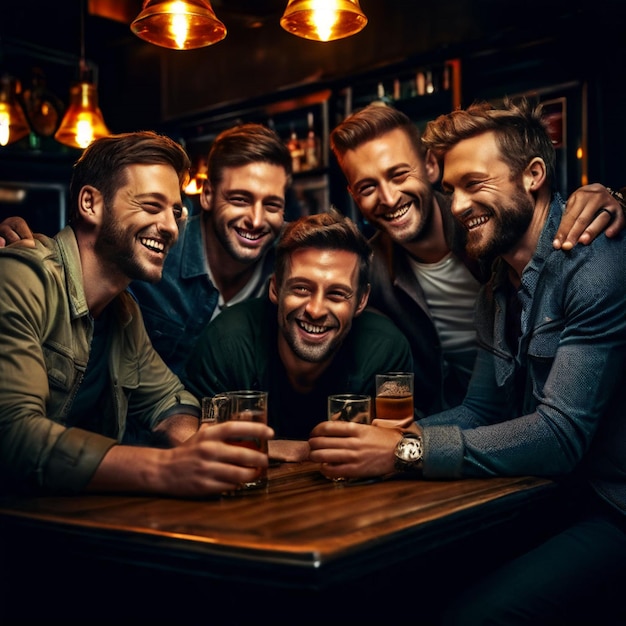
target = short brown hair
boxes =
[207,123,292,188]
[330,103,424,166]
[422,97,556,187]
[274,208,371,300]
[69,131,190,223]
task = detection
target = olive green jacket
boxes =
[0,226,199,495]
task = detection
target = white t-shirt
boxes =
[407,252,480,381]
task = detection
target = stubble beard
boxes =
[466,187,534,264]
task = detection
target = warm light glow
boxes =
[311,0,335,41]
[280,0,367,42]
[54,82,110,150]
[0,75,32,147]
[576,146,584,159]
[131,0,227,50]
[0,108,10,147]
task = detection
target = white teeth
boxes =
[466,215,489,229]
[383,203,410,221]
[236,229,263,241]
[140,237,165,252]
[298,320,328,334]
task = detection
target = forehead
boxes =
[284,247,360,285]
[341,128,423,182]
[217,162,288,195]
[120,163,182,195]
[442,131,504,182]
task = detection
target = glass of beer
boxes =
[201,390,269,493]
[375,372,414,426]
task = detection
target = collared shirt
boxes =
[0,226,199,495]
[130,213,275,375]
[420,195,626,515]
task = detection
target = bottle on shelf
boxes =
[286,124,304,174]
[303,112,320,171]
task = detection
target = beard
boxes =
[465,186,534,265]
[278,309,347,364]
[95,210,162,284]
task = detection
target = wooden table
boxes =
[0,462,555,623]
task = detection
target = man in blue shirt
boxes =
[129,123,292,374]
[311,99,626,624]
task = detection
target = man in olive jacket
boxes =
[0,131,273,497]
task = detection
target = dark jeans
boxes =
[442,490,626,626]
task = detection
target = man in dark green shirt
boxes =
[184,209,413,458]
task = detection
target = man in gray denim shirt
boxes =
[311,98,626,624]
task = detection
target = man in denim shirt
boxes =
[310,98,626,624]
[130,123,291,375]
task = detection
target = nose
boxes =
[244,201,265,229]
[378,180,399,208]
[450,189,471,218]
[159,207,180,243]
[304,290,326,319]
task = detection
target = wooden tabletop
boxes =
[0,461,554,588]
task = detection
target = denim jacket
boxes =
[130,213,275,375]
[420,195,626,514]
[0,227,199,494]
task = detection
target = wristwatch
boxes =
[394,432,424,472]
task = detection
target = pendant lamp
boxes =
[131,0,227,50]
[280,0,368,42]
[54,1,110,149]
[0,74,31,147]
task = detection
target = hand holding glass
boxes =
[201,390,269,493]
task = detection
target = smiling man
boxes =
[129,123,292,375]
[183,208,412,457]
[0,131,274,497]
[311,99,626,624]
[330,103,625,415]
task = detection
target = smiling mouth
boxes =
[381,202,411,221]
[139,237,166,254]
[297,320,331,335]
[464,215,490,230]
[235,228,266,242]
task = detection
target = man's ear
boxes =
[354,284,371,317]
[199,180,213,212]
[268,274,279,304]
[78,186,102,225]
[524,157,547,193]
[424,149,441,185]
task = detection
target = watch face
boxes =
[403,440,421,460]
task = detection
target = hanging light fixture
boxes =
[131,0,227,50]
[280,0,367,42]
[0,74,31,147]
[54,1,110,150]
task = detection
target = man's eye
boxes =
[265,203,284,213]
[357,184,374,197]
[392,171,409,182]
[328,292,352,302]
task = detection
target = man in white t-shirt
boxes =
[330,103,625,414]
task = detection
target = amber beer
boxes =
[375,372,414,424]
[375,394,413,421]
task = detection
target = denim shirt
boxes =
[419,195,626,514]
[130,214,275,375]
[0,227,199,495]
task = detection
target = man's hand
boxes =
[553,184,625,251]
[0,216,35,248]
[89,420,275,497]
[308,421,403,480]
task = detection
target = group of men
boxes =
[1,98,625,624]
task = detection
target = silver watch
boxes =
[394,433,424,472]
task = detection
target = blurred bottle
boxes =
[303,112,320,171]
[286,124,303,173]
